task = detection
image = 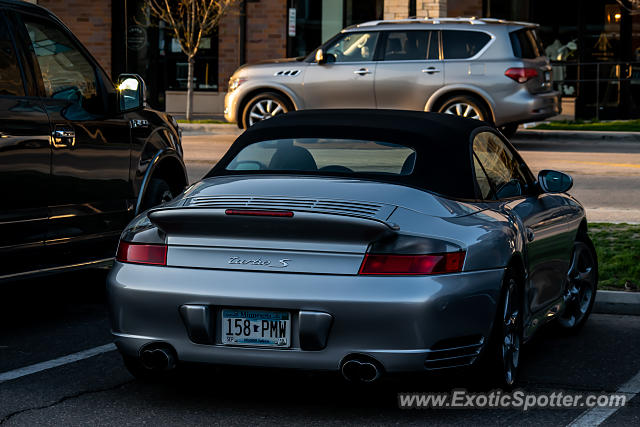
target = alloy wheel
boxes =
[248,99,286,126]
[557,242,596,328]
[501,278,521,387]
[443,103,482,120]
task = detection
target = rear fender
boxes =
[135,148,188,215]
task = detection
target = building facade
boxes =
[33,0,640,119]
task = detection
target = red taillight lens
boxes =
[504,67,538,83]
[358,252,466,275]
[116,242,167,266]
[225,209,294,217]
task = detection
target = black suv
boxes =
[0,0,187,281]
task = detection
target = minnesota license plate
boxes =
[222,309,291,347]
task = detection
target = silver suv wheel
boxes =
[242,92,291,128]
[248,99,286,126]
[438,95,489,122]
[444,103,482,120]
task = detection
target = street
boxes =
[1,132,639,426]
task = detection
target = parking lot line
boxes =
[0,343,116,384]
[566,369,640,426]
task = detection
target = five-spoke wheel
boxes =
[557,239,598,330]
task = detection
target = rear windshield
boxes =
[510,28,543,58]
[226,138,416,176]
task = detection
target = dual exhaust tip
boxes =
[341,356,382,383]
[138,345,383,383]
[140,344,176,371]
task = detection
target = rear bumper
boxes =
[107,263,505,373]
[495,89,561,126]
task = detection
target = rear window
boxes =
[226,138,416,176]
[510,28,543,58]
[442,30,491,59]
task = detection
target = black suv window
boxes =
[442,30,491,59]
[0,16,25,96]
[381,31,437,61]
[23,18,103,113]
[510,28,543,59]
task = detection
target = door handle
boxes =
[354,68,372,76]
[422,67,441,74]
[51,127,75,148]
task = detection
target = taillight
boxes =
[505,67,538,83]
[358,252,465,276]
[116,242,167,266]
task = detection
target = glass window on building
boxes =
[288,0,383,58]
[119,0,219,110]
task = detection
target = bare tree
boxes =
[146,0,237,120]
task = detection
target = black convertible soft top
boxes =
[207,109,495,199]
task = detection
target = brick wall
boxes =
[218,0,287,91]
[418,0,447,17]
[447,0,482,17]
[383,0,409,20]
[384,0,447,20]
[38,0,112,76]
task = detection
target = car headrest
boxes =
[269,145,318,171]
[387,38,402,54]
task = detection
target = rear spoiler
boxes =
[147,207,398,244]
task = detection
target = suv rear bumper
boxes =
[496,89,561,126]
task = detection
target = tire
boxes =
[556,235,598,332]
[141,178,173,211]
[476,268,524,390]
[241,92,291,128]
[437,95,491,123]
[499,123,519,139]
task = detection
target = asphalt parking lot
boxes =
[1,132,639,426]
[0,271,639,426]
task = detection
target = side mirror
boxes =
[315,48,327,65]
[117,74,146,112]
[538,170,573,193]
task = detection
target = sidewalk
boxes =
[515,128,640,141]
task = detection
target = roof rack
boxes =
[356,16,537,28]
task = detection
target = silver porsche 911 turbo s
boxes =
[107,110,597,388]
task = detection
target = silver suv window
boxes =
[381,31,438,61]
[325,32,379,63]
[442,30,491,59]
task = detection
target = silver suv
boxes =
[224,17,561,136]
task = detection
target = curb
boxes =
[593,290,640,316]
[179,123,241,135]
[515,129,640,141]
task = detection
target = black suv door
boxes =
[15,12,133,266]
[0,11,51,279]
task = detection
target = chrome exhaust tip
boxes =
[341,357,382,383]
[140,345,176,371]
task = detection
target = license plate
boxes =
[222,309,291,347]
[545,71,551,81]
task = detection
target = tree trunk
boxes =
[186,56,195,121]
